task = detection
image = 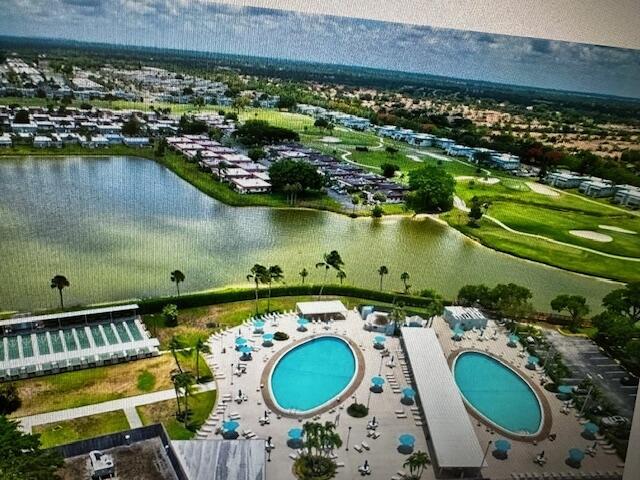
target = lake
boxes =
[0,156,618,311]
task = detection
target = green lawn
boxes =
[444,209,640,282]
[136,390,217,440]
[34,410,130,448]
[10,351,209,417]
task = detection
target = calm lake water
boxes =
[0,156,618,311]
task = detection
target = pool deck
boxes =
[201,310,624,479]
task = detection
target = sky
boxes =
[1,0,640,98]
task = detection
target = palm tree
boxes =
[50,275,70,310]
[378,265,389,291]
[174,371,196,426]
[403,451,431,479]
[299,268,309,284]
[171,370,183,418]
[400,271,411,294]
[315,250,344,296]
[247,264,268,315]
[266,265,284,312]
[170,269,185,296]
[336,270,347,285]
[194,337,210,383]
[168,336,184,373]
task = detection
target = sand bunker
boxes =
[569,230,613,242]
[406,154,423,162]
[527,182,560,197]
[479,177,500,185]
[320,136,341,143]
[598,225,637,235]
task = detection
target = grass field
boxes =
[10,351,210,417]
[137,390,217,440]
[34,410,130,448]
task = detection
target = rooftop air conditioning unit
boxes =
[89,450,115,479]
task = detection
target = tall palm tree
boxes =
[315,250,344,296]
[400,271,411,294]
[168,336,184,373]
[171,370,183,418]
[247,264,268,315]
[194,337,210,383]
[378,265,389,291]
[299,268,309,284]
[50,275,70,310]
[403,451,431,479]
[336,270,347,285]
[174,371,196,426]
[266,265,284,312]
[170,269,185,296]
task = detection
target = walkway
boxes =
[18,382,216,433]
[453,196,640,262]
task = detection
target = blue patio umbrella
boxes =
[527,355,540,365]
[452,326,464,340]
[371,376,385,387]
[508,334,520,346]
[262,333,274,342]
[558,385,573,395]
[235,337,247,346]
[568,448,585,462]
[253,320,265,328]
[399,434,415,447]
[223,420,239,432]
[584,422,599,434]
[239,345,252,354]
[374,335,386,344]
[402,387,416,399]
[495,439,512,452]
[288,427,303,439]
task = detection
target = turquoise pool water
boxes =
[454,352,543,435]
[270,336,356,413]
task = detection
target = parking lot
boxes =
[545,330,637,418]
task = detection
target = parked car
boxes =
[620,375,639,386]
[601,416,630,427]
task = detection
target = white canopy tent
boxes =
[296,300,348,321]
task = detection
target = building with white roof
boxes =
[442,306,488,330]
[229,177,271,194]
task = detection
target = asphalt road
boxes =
[545,330,637,418]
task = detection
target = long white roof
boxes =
[296,300,348,316]
[0,304,139,327]
[401,327,484,469]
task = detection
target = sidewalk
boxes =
[18,382,216,432]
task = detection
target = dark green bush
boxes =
[273,331,289,341]
[347,402,369,418]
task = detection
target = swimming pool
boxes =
[268,336,357,414]
[453,351,543,436]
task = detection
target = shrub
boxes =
[0,383,21,415]
[371,205,384,218]
[273,331,290,341]
[347,402,368,418]
[293,455,336,480]
[162,303,178,327]
[355,146,369,152]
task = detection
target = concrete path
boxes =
[18,382,216,433]
[124,407,143,429]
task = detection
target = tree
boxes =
[168,335,184,373]
[315,251,344,296]
[405,166,456,213]
[403,451,431,479]
[602,282,640,322]
[155,137,168,157]
[276,95,297,110]
[231,96,250,113]
[314,118,330,130]
[247,148,266,161]
[121,116,141,136]
[173,370,195,426]
[381,162,400,178]
[457,284,492,307]
[162,303,178,327]
[268,159,324,193]
[13,110,30,124]
[233,120,299,146]
[247,264,268,315]
[550,295,590,331]
[372,191,387,203]
[473,150,492,165]
[351,194,361,216]
[170,270,185,296]
[0,383,21,415]
[266,265,284,311]
[50,275,69,310]
[336,270,347,285]
[467,196,485,226]
[492,283,533,321]
[0,415,63,480]
[299,268,309,284]
[300,421,342,476]
[400,272,411,294]
[194,338,211,383]
[377,265,389,290]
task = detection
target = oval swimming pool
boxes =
[269,336,357,414]
[453,351,543,436]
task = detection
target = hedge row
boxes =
[136,284,448,314]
